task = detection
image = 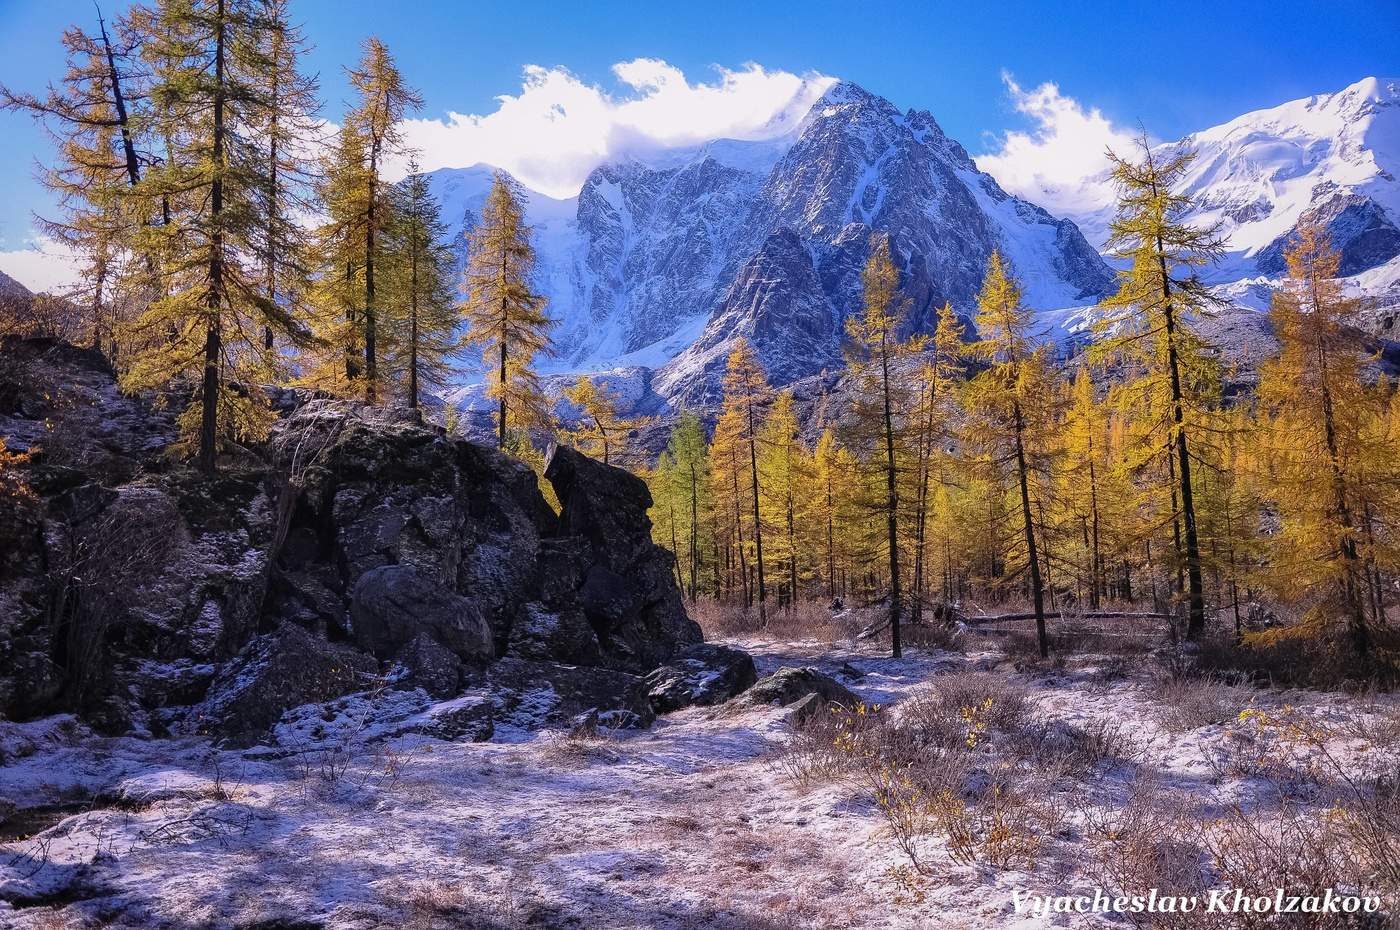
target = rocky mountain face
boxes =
[0,338,726,745]
[430,81,1113,408]
[0,269,29,300]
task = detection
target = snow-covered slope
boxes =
[428,81,1113,405]
[1061,77,1400,283]
[1185,76,1400,281]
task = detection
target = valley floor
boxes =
[1,637,1396,930]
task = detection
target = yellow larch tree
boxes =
[719,338,772,622]
[845,235,924,656]
[966,249,1059,657]
[1256,219,1395,657]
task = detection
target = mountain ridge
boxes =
[431,79,1113,406]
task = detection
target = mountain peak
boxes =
[816,80,880,107]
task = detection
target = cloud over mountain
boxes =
[393,59,837,197]
[976,73,1142,246]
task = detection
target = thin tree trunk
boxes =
[1013,399,1047,657]
[1157,242,1206,636]
[364,137,379,403]
[198,0,227,475]
[746,398,767,625]
[880,343,902,657]
[408,234,420,409]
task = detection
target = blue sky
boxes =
[1,0,1397,285]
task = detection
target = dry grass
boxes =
[1150,675,1245,732]
[1006,715,1143,777]
[538,725,619,767]
[899,671,1031,748]
[690,598,863,643]
[398,878,532,930]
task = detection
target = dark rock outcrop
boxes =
[545,443,702,672]
[1257,192,1400,277]
[488,658,656,729]
[732,666,861,722]
[0,343,701,743]
[198,623,378,744]
[644,643,757,714]
[349,565,493,661]
[390,634,467,699]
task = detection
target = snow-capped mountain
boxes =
[1058,77,1400,285]
[428,80,1113,406]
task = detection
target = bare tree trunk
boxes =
[1013,399,1046,657]
[198,0,227,475]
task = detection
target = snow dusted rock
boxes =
[197,623,378,745]
[349,564,493,662]
[545,443,702,672]
[390,633,467,699]
[643,643,758,714]
[489,657,656,730]
[404,691,496,742]
[508,601,603,666]
[731,666,860,721]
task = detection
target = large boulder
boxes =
[489,657,655,729]
[349,564,493,662]
[732,666,860,715]
[544,444,701,671]
[197,623,379,745]
[643,643,758,714]
[390,633,467,699]
[0,353,703,742]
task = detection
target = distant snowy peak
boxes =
[1181,76,1400,280]
[427,80,1114,403]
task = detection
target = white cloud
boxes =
[0,236,84,294]
[392,59,836,197]
[976,72,1145,247]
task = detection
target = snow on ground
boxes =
[1,639,1395,929]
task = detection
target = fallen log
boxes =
[963,610,1174,625]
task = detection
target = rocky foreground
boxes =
[0,336,744,746]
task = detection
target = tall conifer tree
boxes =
[1094,137,1224,636]
[461,173,556,447]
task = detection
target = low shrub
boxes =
[1151,676,1243,732]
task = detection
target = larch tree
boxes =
[845,235,923,657]
[719,338,773,623]
[384,161,458,410]
[709,403,752,604]
[663,411,711,602]
[1060,368,1110,608]
[2,10,152,362]
[123,0,310,472]
[461,173,556,448]
[908,301,965,620]
[967,249,1056,658]
[304,121,371,393]
[811,428,843,599]
[343,37,422,402]
[562,376,649,466]
[1094,136,1224,637]
[1257,220,1391,657]
[758,389,808,607]
[253,0,318,352]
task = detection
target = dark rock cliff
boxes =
[0,338,703,742]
